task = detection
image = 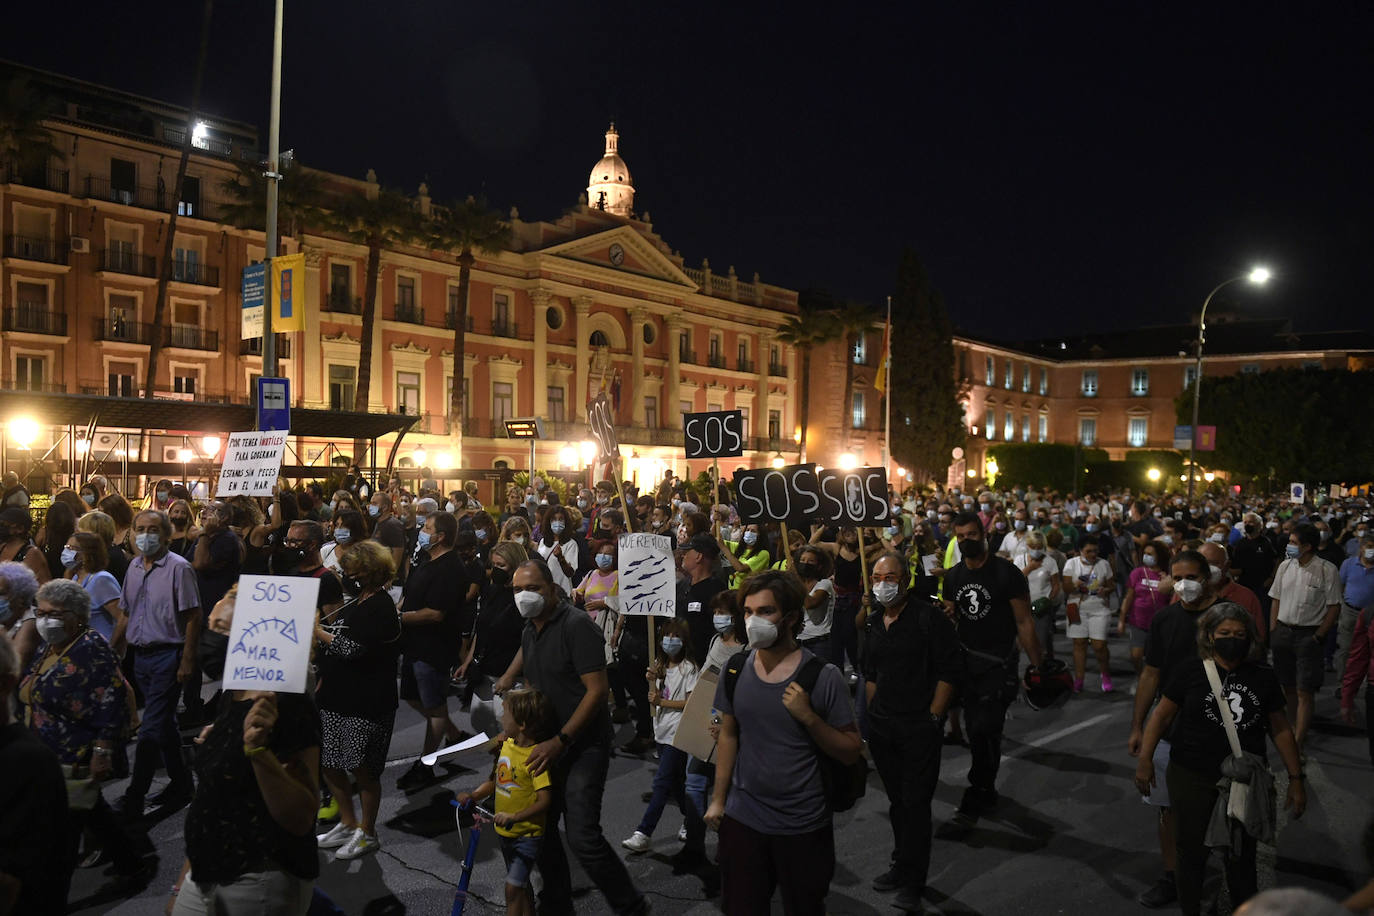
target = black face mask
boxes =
[275,547,306,574]
[796,562,820,579]
[959,538,986,559]
[199,630,230,680]
[342,575,362,596]
[1244,524,1259,536]
[490,565,511,586]
[1213,636,1250,663]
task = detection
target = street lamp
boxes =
[412,447,428,467]
[1187,266,1270,501]
[838,453,858,471]
[1147,467,1162,483]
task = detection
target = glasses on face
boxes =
[283,539,309,549]
[34,606,68,620]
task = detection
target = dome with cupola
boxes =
[586,123,635,217]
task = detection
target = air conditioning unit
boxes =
[161,446,186,463]
[70,236,90,253]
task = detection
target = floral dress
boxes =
[19,628,128,765]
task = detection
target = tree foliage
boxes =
[987,442,1109,492]
[0,75,63,169]
[1177,366,1374,483]
[888,250,965,482]
[218,158,332,242]
[777,298,841,463]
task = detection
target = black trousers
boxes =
[612,630,652,739]
[868,716,943,893]
[961,663,1018,792]
[1167,761,1258,916]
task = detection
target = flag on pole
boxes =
[873,316,891,393]
[271,252,306,332]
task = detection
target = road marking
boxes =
[943,711,1116,781]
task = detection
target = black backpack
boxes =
[722,649,868,812]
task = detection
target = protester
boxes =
[366,492,409,576]
[1135,604,1305,916]
[1342,585,1374,768]
[458,541,528,737]
[64,530,124,647]
[1119,540,1170,686]
[1269,523,1342,749]
[320,509,362,575]
[1062,537,1116,693]
[166,499,197,558]
[0,506,51,585]
[536,505,584,597]
[678,532,727,669]
[1233,513,1278,642]
[1337,534,1374,683]
[1199,540,1264,640]
[78,509,130,584]
[864,552,962,913]
[0,559,41,673]
[37,498,77,582]
[1016,530,1061,665]
[721,522,772,590]
[98,494,136,556]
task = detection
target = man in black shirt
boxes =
[285,520,344,616]
[678,534,727,668]
[396,511,468,790]
[943,511,1042,822]
[1233,513,1278,630]
[864,552,962,912]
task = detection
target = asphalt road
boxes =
[71,631,1373,915]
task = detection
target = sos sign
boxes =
[683,410,744,459]
[587,392,619,462]
[733,464,890,526]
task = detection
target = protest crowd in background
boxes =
[2,465,1374,915]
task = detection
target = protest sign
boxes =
[733,463,890,527]
[672,668,720,763]
[617,532,676,617]
[817,466,890,526]
[683,410,744,459]
[223,575,320,693]
[215,430,288,497]
[588,392,619,462]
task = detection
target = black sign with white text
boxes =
[587,392,619,462]
[683,410,745,459]
[733,463,890,526]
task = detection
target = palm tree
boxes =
[334,187,424,460]
[777,306,840,463]
[429,197,511,466]
[218,158,331,246]
[832,300,878,449]
[0,75,64,180]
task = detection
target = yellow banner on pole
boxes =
[270,252,306,332]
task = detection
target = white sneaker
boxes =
[317,822,355,849]
[677,825,688,842]
[621,830,652,853]
[336,829,380,860]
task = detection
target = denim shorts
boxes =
[499,834,541,887]
[399,656,451,709]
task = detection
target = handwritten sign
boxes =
[215,430,288,497]
[734,463,890,526]
[223,574,320,693]
[817,466,890,526]
[683,410,744,459]
[587,392,619,463]
[617,532,676,617]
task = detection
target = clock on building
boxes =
[608,243,625,266]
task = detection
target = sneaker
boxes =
[678,825,688,842]
[1137,872,1177,908]
[336,829,380,860]
[621,830,652,853]
[1101,674,1114,693]
[318,796,340,823]
[316,822,356,849]
[891,887,928,913]
[1072,677,1084,694]
[872,867,903,892]
[78,848,109,869]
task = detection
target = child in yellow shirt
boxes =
[457,688,557,916]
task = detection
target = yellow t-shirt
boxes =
[726,541,772,589]
[494,738,552,838]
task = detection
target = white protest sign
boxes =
[224,574,320,693]
[617,532,676,617]
[1289,482,1306,505]
[216,430,288,497]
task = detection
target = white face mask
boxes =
[713,614,734,633]
[873,581,901,607]
[1209,564,1225,584]
[446,501,456,513]
[61,546,79,568]
[514,590,545,619]
[36,616,70,646]
[745,615,779,649]
[1364,547,1374,561]
[1174,578,1204,604]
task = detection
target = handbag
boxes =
[61,763,100,811]
[1202,659,1251,823]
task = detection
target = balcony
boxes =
[99,248,158,278]
[83,175,162,210]
[3,304,68,336]
[4,234,65,265]
[737,357,756,373]
[0,162,70,193]
[239,335,293,359]
[445,310,475,332]
[491,318,519,339]
[394,303,425,325]
[679,349,697,365]
[707,353,726,369]
[0,379,66,393]
[171,261,220,287]
[747,436,786,453]
[97,318,154,345]
[768,363,787,377]
[163,324,219,351]
[325,289,362,314]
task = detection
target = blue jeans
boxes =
[536,738,644,916]
[636,743,689,837]
[499,835,541,887]
[129,644,191,801]
[684,755,713,853]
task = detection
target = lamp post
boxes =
[1187,266,1270,501]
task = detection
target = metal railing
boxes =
[394,303,425,325]
[707,353,726,369]
[171,261,220,287]
[163,325,219,351]
[445,310,475,331]
[97,318,154,345]
[240,335,293,359]
[0,378,66,393]
[0,162,69,193]
[83,175,162,210]
[3,305,67,335]
[4,234,65,264]
[768,363,788,377]
[100,248,158,277]
[737,357,756,373]
[679,349,697,364]
[491,318,519,339]
[326,290,362,314]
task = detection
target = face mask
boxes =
[1244,524,1259,536]
[0,597,10,625]
[1153,511,1163,518]
[82,492,96,506]
[886,526,899,538]
[661,636,683,656]
[368,505,381,517]
[1212,636,1250,664]
[446,501,457,513]
[334,528,352,544]
[595,553,614,570]
[539,499,549,507]
[1174,578,1204,604]
[958,538,985,559]
[1085,524,1096,533]
[979,502,989,511]
[745,615,779,649]
[1159,535,1174,546]
[199,629,230,680]
[995,521,1007,531]
[550,521,565,535]
[36,616,70,646]
[796,561,819,579]
[514,590,545,619]
[577,499,589,510]
[713,613,734,633]
[742,531,758,546]
[513,535,526,545]
[873,581,901,607]
[1142,553,1156,567]
[1208,533,1225,543]
[156,490,170,503]
[170,515,189,528]
[1029,549,1046,560]
[135,532,161,554]
[1285,544,1300,559]
[927,510,937,519]
[1363,548,1374,561]
[61,546,79,568]
[416,531,432,550]
[1209,564,1225,584]
[1319,529,1331,541]
[472,528,487,541]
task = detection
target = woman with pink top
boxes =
[1118,540,1172,686]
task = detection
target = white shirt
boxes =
[1062,556,1112,614]
[1016,552,1060,603]
[799,578,835,641]
[1269,556,1342,627]
[1001,530,1031,566]
[654,660,700,743]
[538,537,581,596]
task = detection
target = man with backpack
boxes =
[864,552,963,913]
[704,569,862,916]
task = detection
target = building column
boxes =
[756,329,774,445]
[573,295,592,421]
[303,248,324,408]
[666,314,683,425]
[530,288,550,419]
[629,307,647,427]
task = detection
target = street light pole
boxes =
[1186,267,1270,501]
[262,0,284,380]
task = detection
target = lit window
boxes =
[1021,415,1031,442]
[1131,368,1149,396]
[1038,414,1048,442]
[853,333,866,364]
[493,381,513,421]
[1004,360,1013,389]
[1128,417,1148,447]
[985,407,995,440]
[1241,364,1260,375]
[852,391,866,429]
[1004,412,1014,440]
[644,396,658,428]
[1021,364,1031,393]
[1039,367,1048,395]
[1184,365,1198,389]
[1079,417,1096,446]
[985,356,994,386]
[1081,370,1098,397]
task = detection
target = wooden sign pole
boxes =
[780,520,794,571]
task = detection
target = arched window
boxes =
[589,330,610,347]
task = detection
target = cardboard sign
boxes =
[587,392,619,462]
[1289,482,1306,505]
[733,463,890,526]
[671,667,720,763]
[223,575,321,693]
[617,532,676,617]
[683,410,744,459]
[216,430,288,497]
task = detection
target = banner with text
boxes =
[617,532,677,616]
[733,463,890,527]
[223,575,321,693]
[215,430,288,497]
[683,410,744,459]
[588,391,620,463]
[241,262,266,340]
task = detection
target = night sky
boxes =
[4,2,1371,340]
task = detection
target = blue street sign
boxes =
[1172,425,1192,450]
[257,376,290,432]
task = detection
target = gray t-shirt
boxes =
[521,600,612,746]
[712,648,855,835]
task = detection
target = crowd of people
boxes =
[1,468,1372,915]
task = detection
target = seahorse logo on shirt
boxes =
[957,583,995,621]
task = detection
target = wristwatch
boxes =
[928,711,946,725]
[557,731,572,746]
